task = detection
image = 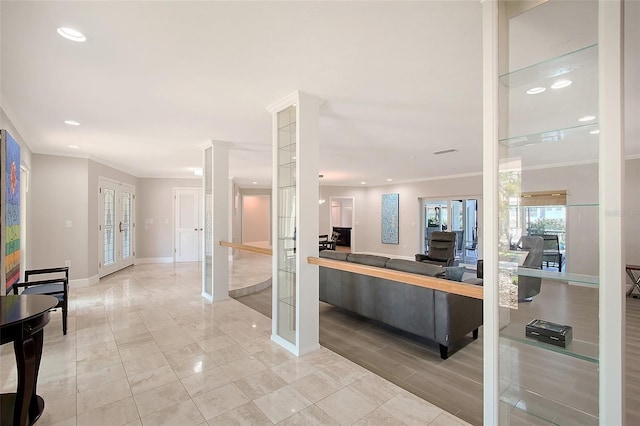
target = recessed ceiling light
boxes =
[193,168,203,176]
[579,115,596,122]
[252,181,258,185]
[590,129,600,135]
[64,120,80,126]
[68,145,79,149]
[361,181,366,185]
[526,87,546,95]
[551,79,572,89]
[57,27,86,42]
[387,178,393,182]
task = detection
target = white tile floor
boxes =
[1,262,469,425]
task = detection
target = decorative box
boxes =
[525,319,572,348]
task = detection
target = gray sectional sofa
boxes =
[318,250,483,359]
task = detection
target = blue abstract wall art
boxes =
[381,193,399,244]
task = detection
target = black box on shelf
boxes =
[525,319,573,348]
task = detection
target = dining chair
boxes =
[12,266,69,335]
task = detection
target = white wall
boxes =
[242,195,270,243]
[136,177,201,260]
[30,155,90,279]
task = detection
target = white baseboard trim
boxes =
[70,274,99,288]
[135,257,174,264]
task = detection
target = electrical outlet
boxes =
[65,260,71,268]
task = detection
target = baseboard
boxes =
[135,257,174,264]
[70,274,99,288]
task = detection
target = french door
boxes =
[99,178,135,277]
[422,197,481,265]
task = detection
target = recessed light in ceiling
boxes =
[551,79,572,89]
[64,120,80,126]
[578,115,596,122]
[193,168,203,176]
[433,149,457,155]
[361,181,367,185]
[387,178,393,182]
[57,27,86,42]
[68,145,79,149]
[252,181,258,185]
[590,129,600,135]
[526,87,546,95]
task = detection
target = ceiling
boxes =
[1,1,637,188]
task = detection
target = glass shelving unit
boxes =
[276,105,297,345]
[495,2,601,424]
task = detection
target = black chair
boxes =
[532,234,563,272]
[416,231,457,267]
[516,236,544,302]
[12,267,69,335]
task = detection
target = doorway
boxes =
[174,188,203,262]
[98,178,135,277]
[329,197,355,252]
[241,195,270,247]
[422,197,480,265]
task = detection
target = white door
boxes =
[174,188,202,262]
[99,178,135,277]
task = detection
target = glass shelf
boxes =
[500,323,598,363]
[499,44,597,87]
[499,122,599,147]
[567,203,598,208]
[518,268,599,287]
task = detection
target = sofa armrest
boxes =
[434,291,483,347]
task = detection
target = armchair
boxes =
[416,231,457,267]
[12,267,69,335]
[516,235,544,302]
[474,235,544,302]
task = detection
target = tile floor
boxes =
[0,262,469,426]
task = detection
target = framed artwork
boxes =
[381,193,399,244]
[1,130,21,294]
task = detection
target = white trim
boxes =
[70,274,99,288]
[599,0,624,422]
[135,257,174,264]
[201,291,214,302]
[482,1,499,424]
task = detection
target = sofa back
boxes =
[385,258,444,277]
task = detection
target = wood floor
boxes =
[235,282,640,426]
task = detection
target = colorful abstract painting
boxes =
[3,131,20,293]
[381,193,399,244]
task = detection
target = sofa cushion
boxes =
[319,250,349,261]
[444,266,466,282]
[346,253,390,268]
[385,259,445,277]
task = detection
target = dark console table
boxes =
[332,227,352,247]
[1,295,58,426]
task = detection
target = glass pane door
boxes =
[103,187,116,267]
[99,179,135,277]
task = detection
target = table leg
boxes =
[13,328,45,426]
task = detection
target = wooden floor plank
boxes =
[235,281,640,425]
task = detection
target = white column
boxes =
[201,140,230,302]
[267,91,322,356]
[482,1,499,424]
[599,0,624,423]
[211,141,230,302]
